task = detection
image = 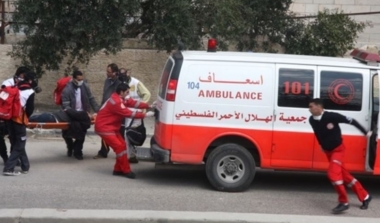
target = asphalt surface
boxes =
[0,136,379,219]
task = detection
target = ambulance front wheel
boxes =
[205,143,256,192]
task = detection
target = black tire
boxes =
[150,136,156,146]
[205,143,256,192]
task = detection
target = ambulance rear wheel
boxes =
[206,143,255,192]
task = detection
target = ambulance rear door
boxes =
[369,70,380,174]
[153,52,183,150]
[312,66,370,171]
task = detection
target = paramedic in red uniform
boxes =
[308,98,372,213]
[95,83,154,179]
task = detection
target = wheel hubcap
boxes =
[216,155,245,183]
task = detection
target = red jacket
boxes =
[95,93,149,135]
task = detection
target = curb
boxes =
[26,128,153,138]
[0,209,379,223]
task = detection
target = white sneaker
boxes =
[3,171,21,176]
[21,170,28,174]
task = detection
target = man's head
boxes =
[107,63,119,80]
[309,98,324,116]
[119,68,126,75]
[72,70,84,86]
[116,83,130,99]
[14,66,30,84]
[118,68,131,84]
[18,71,36,85]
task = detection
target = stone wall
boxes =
[291,0,380,48]
[0,44,169,110]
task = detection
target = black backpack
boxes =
[126,118,147,146]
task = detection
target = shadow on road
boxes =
[136,163,380,195]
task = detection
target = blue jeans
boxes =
[29,113,57,123]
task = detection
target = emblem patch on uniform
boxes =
[0,91,9,100]
[327,123,334,129]
[130,85,136,92]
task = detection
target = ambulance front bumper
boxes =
[150,144,170,163]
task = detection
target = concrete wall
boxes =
[0,44,169,110]
[291,0,380,48]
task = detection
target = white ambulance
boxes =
[148,40,380,192]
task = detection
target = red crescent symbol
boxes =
[333,84,346,100]
[328,79,355,105]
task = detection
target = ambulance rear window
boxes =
[158,58,174,99]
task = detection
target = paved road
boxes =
[0,137,379,219]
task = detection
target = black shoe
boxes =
[93,154,107,159]
[113,171,124,176]
[360,195,372,210]
[67,149,73,157]
[113,171,136,179]
[74,154,83,160]
[125,171,136,179]
[332,203,349,214]
[129,157,139,164]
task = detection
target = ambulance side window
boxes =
[320,71,362,111]
[277,69,314,108]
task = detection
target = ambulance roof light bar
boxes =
[350,48,380,66]
[207,38,217,52]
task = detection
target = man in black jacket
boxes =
[93,63,122,159]
[308,98,372,213]
[1,66,31,165]
[29,109,91,141]
[3,72,37,176]
[61,70,99,160]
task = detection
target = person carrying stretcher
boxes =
[94,83,155,179]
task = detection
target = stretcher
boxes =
[27,121,95,130]
[26,119,139,159]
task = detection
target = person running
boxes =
[308,98,372,213]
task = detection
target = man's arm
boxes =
[2,78,14,87]
[111,98,147,119]
[309,117,323,150]
[124,97,150,109]
[85,84,100,112]
[24,93,35,118]
[61,87,72,110]
[331,112,368,135]
[137,82,151,103]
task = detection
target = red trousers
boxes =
[100,133,131,173]
[325,144,368,203]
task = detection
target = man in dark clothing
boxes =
[61,70,99,160]
[1,66,31,165]
[93,63,122,159]
[29,109,92,142]
[3,71,37,176]
[308,98,372,214]
[0,121,8,164]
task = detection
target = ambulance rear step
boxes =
[136,147,155,162]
